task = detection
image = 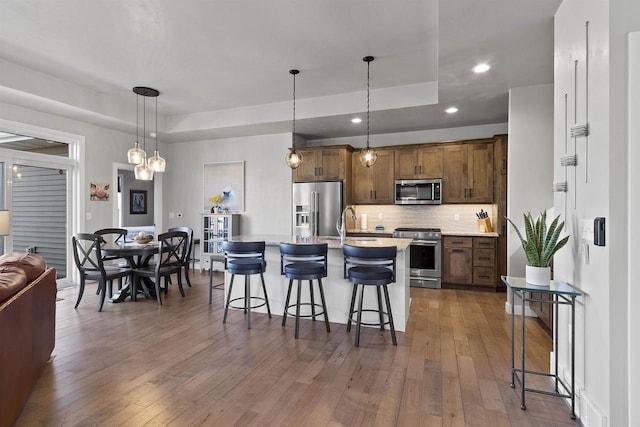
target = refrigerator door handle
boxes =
[313,192,320,236]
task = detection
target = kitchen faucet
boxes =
[340,206,357,244]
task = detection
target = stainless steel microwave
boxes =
[394,179,442,205]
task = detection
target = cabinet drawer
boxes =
[473,267,496,286]
[473,248,495,267]
[473,238,495,249]
[443,236,473,248]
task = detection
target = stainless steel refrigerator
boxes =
[293,181,343,237]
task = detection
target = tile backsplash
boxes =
[350,204,498,233]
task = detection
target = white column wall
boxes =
[505,84,554,313]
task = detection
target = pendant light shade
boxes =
[360,56,378,168]
[285,69,303,169]
[147,95,166,172]
[134,154,154,180]
[127,143,144,165]
[129,87,162,180]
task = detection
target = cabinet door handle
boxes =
[469,188,472,197]
[464,188,467,198]
[479,275,490,279]
[374,190,377,199]
[452,249,464,253]
[370,190,373,199]
[319,167,322,176]
[419,165,423,174]
[478,257,490,260]
[452,241,465,245]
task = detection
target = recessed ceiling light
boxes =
[473,63,491,73]
[445,107,458,114]
[351,117,362,124]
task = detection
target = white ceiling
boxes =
[0,0,561,143]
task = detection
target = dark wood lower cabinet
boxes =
[442,236,498,289]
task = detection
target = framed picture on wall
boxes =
[130,190,147,214]
[203,161,245,212]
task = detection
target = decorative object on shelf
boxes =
[209,193,226,213]
[147,90,166,173]
[130,189,148,214]
[285,69,303,169]
[507,211,569,287]
[131,86,160,181]
[359,56,378,168]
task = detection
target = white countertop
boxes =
[231,234,412,250]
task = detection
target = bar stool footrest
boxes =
[285,302,326,318]
[228,296,268,311]
[349,309,392,327]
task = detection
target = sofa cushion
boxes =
[0,253,46,282]
[0,265,28,304]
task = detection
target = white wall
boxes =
[0,99,146,233]
[506,85,554,277]
[627,29,640,427]
[553,0,640,424]
[163,133,292,240]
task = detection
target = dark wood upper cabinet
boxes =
[394,146,443,179]
[352,150,395,204]
[442,142,494,203]
[292,147,350,182]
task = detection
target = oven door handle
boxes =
[411,240,439,245]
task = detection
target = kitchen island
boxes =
[221,235,413,331]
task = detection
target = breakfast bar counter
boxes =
[221,235,413,331]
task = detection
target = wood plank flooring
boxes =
[15,271,579,426]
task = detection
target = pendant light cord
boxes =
[136,93,139,145]
[143,94,146,155]
[291,69,297,150]
[366,59,370,149]
[155,96,158,152]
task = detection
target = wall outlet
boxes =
[86,212,92,220]
[176,213,183,219]
[454,213,460,221]
[582,219,594,243]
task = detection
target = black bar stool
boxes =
[279,243,330,339]
[343,244,397,347]
[222,241,271,329]
[208,253,226,304]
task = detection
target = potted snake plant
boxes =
[507,211,570,286]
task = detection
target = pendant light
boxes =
[127,93,144,164]
[285,69,303,169]
[132,86,157,181]
[359,56,378,168]
[147,94,166,172]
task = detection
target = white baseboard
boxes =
[504,300,538,317]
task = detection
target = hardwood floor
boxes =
[15,271,578,426]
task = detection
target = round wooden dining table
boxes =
[102,241,159,302]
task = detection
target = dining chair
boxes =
[133,231,189,306]
[168,226,194,287]
[343,244,397,347]
[71,233,133,311]
[94,228,129,295]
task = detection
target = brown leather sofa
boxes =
[0,253,57,427]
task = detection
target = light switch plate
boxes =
[169,212,175,219]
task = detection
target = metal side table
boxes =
[501,276,581,420]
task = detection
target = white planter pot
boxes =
[525,265,551,287]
